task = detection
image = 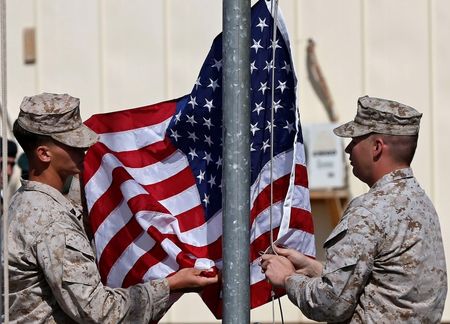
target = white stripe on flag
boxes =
[143,255,180,282]
[94,199,132,259]
[136,209,222,247]
[250,149,294,208]
[250,201,283,242]
[290,185,311,212]
[85,150,189,210]
[294,142,306,165]
[158,184,201,215]
[250,259,266,285]
[99,116,172,152]
[106,232,157,287]
[275,230,316,257]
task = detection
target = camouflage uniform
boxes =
[286,168,447,323]
[286,96,447,323]
[8,93,170,323]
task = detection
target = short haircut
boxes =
[379,134,418,165]
[13,120,53,158]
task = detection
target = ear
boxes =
[35,145,52,163]
[372,137,384,161]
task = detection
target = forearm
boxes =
[37,226,170,323]
[295,258,323,277]
[67,278,170,323]
[285,274,355,322]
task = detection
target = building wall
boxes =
[3,0,449,322]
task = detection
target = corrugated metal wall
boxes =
[3,0,449,322]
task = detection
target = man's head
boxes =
[334,96,421,185]
[334,95,422,138]
[0,138,18,185]
[16,93,98,149]
[13,93,98,181]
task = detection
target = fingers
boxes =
[260,255,292,271]
[260,255,296,289]
[168,267,219,292]
[196,275,218,287]
[260,253,278,261]
[188,268,219,285]
[273,245,291,256]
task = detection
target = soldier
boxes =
[8,93,218,323]
[261,96,447,323]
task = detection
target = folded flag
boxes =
[83,0,314,318]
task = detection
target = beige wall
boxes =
[3,0,449,322]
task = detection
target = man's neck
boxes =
[29,170,66,193]
[370,163,410,187]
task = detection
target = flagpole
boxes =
[0,0,9,320]
[222,0,251,322]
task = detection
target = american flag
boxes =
[83,0,314,318]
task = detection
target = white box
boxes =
[302,123,346,190]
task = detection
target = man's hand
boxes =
[167,268,218,293]
[260,254,295,288]
[273,245,323,277]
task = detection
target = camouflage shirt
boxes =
[8,180,170,323]
[286,168,447,323]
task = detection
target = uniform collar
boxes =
[370,167,414,191]
[20,179,81,218]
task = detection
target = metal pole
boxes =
[222,0,251,323]
[0,0,8,320]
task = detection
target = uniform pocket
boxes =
[62,231,98,285]
[322,217,359,274]
[323,216,349,249]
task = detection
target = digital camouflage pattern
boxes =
[8,180,170,323]
[333,96,422,138]
[285,168,447,323]
[17,93,98,148]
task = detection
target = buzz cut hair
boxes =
[379,134,418,165]
[12,120,53,157]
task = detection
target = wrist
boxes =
[167,275,181,292]
[283,273,294,288]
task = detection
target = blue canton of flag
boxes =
[167,0,298,221]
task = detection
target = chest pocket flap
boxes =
[323,216,349,249]
[63,231,98,285]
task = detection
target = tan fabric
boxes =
[17,93,98,148]
[8,180,170,323]
[333,96,422,138]
[286,168,447,323]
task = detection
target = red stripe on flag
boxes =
[249,228,280,261]
[250,173,290,224]
[122,244,168,288]
[98,216,144,282]
[89,168,169,235]
[83,138,177,184]
[143,166,196,201]
[119,227,223,287]
[175,205,206,232]
[250,280,285,309]
[290,207,314,234]
[83,143,107,185]
[295,163,309,187]
[84,99,177,134]
[127,193,170,218]
[97,193,171,281]
[146,227,223,261]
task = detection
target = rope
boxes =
[268,1,284,323]
[269,0,278,255]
